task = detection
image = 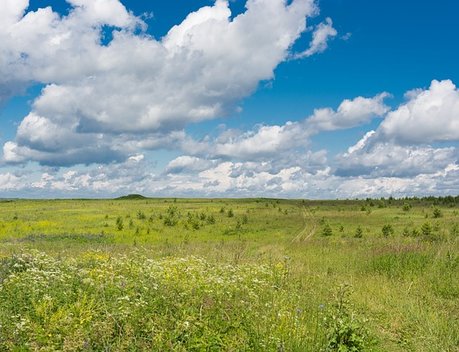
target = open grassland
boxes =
[0,197,458,351]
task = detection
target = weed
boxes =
[323,284,372,351]
[136,210,146,220]
[322,223,333,237]
[433,208,442,218]
[116,216,123,231]
[354,226,363,238]
[381,224,394,237]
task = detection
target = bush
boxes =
[136,210,146,220]
[164,206,180,226]
[116,216,123,231]
[206,215,216,225]
[421,222,432,237]
[354,226,363,238]
[433,208,442,218]
[322,224,333,237]
[381,224,394,237]
[402,203,412,212]
[323,284,372,352]
[163,216,178,227]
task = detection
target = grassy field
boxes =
[0,197,458,351]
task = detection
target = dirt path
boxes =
[291,207,317,243]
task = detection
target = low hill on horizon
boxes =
[115,194,148,200]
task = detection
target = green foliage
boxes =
[402,202,412,211]
[116,194,147,200]
[323,284,372,351]
[206,214,216,225]
[163,217,177,227]
[381,224,394,237]
[227,209,234,217]
[136,210,146,220]
[369,252,431,279]
[402,226,410,237]
[186,212,201,230]
[354,226,363,238]
[163,205,180,226]
[0,198,458,351]
[322,223,333,237]
[115,216,123,231]
[421,222,432,237]
[235,220,242,231]
[0,252,323,351]
[433,207,442,218]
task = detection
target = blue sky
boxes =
[0,0,458,198]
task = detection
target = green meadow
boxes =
[0,196,458,351]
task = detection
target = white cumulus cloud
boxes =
[379,80,459,144]
[1,0,317,166]
[292,17,337,59]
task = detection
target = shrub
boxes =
[421,222,432,237]
[235,220,242,231]
[206,215,216,225]
[227,209,234,217]
[322,224,333,237]
[402,203,412,211]
[164,216,178,227]
[433,208,442,218]
[354,226,363,238]
[136,210,146,220]
[164,206,180,226]
[323,284,372,352]
[116,216,124,231]
[381,224,394,237]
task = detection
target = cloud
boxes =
[292,17,337,59]
[2,2,458,202]
[337,140,457,178]
[379,80,459,144]
[180,93,389,162]
[2,0,317,166]
[1,154,459,199]
[165,156,217,175]
[335,80,459,178]
[0,172,26,191]
[306,93,390,132]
